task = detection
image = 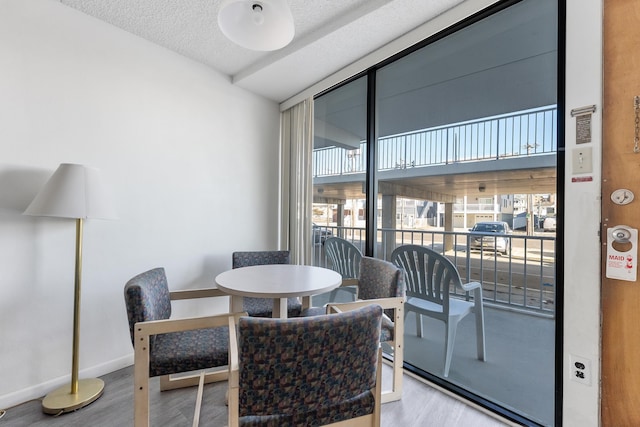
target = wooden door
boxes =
[602,0,640,424]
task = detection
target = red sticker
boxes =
[571,176,593,183]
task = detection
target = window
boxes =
[311,1,558,424]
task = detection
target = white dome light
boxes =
[218,0,295,51]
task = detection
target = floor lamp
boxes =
[24,163,117,414]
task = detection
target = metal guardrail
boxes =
[311,226,556,317]
[313,105,557,178]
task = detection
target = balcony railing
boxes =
[311,226,556,317]
[313,105,557,178]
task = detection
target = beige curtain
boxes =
[279,98,314,265]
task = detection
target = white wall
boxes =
[0,0,280,409]
[563,1,602,425]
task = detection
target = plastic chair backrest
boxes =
[324,237,362,279]
[390,245,463,315]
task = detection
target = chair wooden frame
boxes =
[132,286,241,427]
[227,317,382,427]
[327,298,404,404]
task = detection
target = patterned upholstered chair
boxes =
[227,304,383,427]
[324,236,362,302]
[232,250,302,317]
[327,256,405,403]
[124,267,240,427]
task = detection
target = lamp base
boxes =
[42,378,104,415]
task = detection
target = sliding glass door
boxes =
[311,0,559,424]
[374,1,557,425]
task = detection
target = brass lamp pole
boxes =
[24,164,117,414]
[40,218,104,413]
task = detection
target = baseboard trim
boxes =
[0,354,134,410]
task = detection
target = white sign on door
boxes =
[606,225,638,282]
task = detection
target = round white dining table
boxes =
[214,264,342,318]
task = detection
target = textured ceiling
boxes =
[58,0,464,102]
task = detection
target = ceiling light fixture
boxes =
[251,4,265,25]
[218,0,294,51]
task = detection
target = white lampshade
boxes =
[218,0,294,51]
[24,163,117,220]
